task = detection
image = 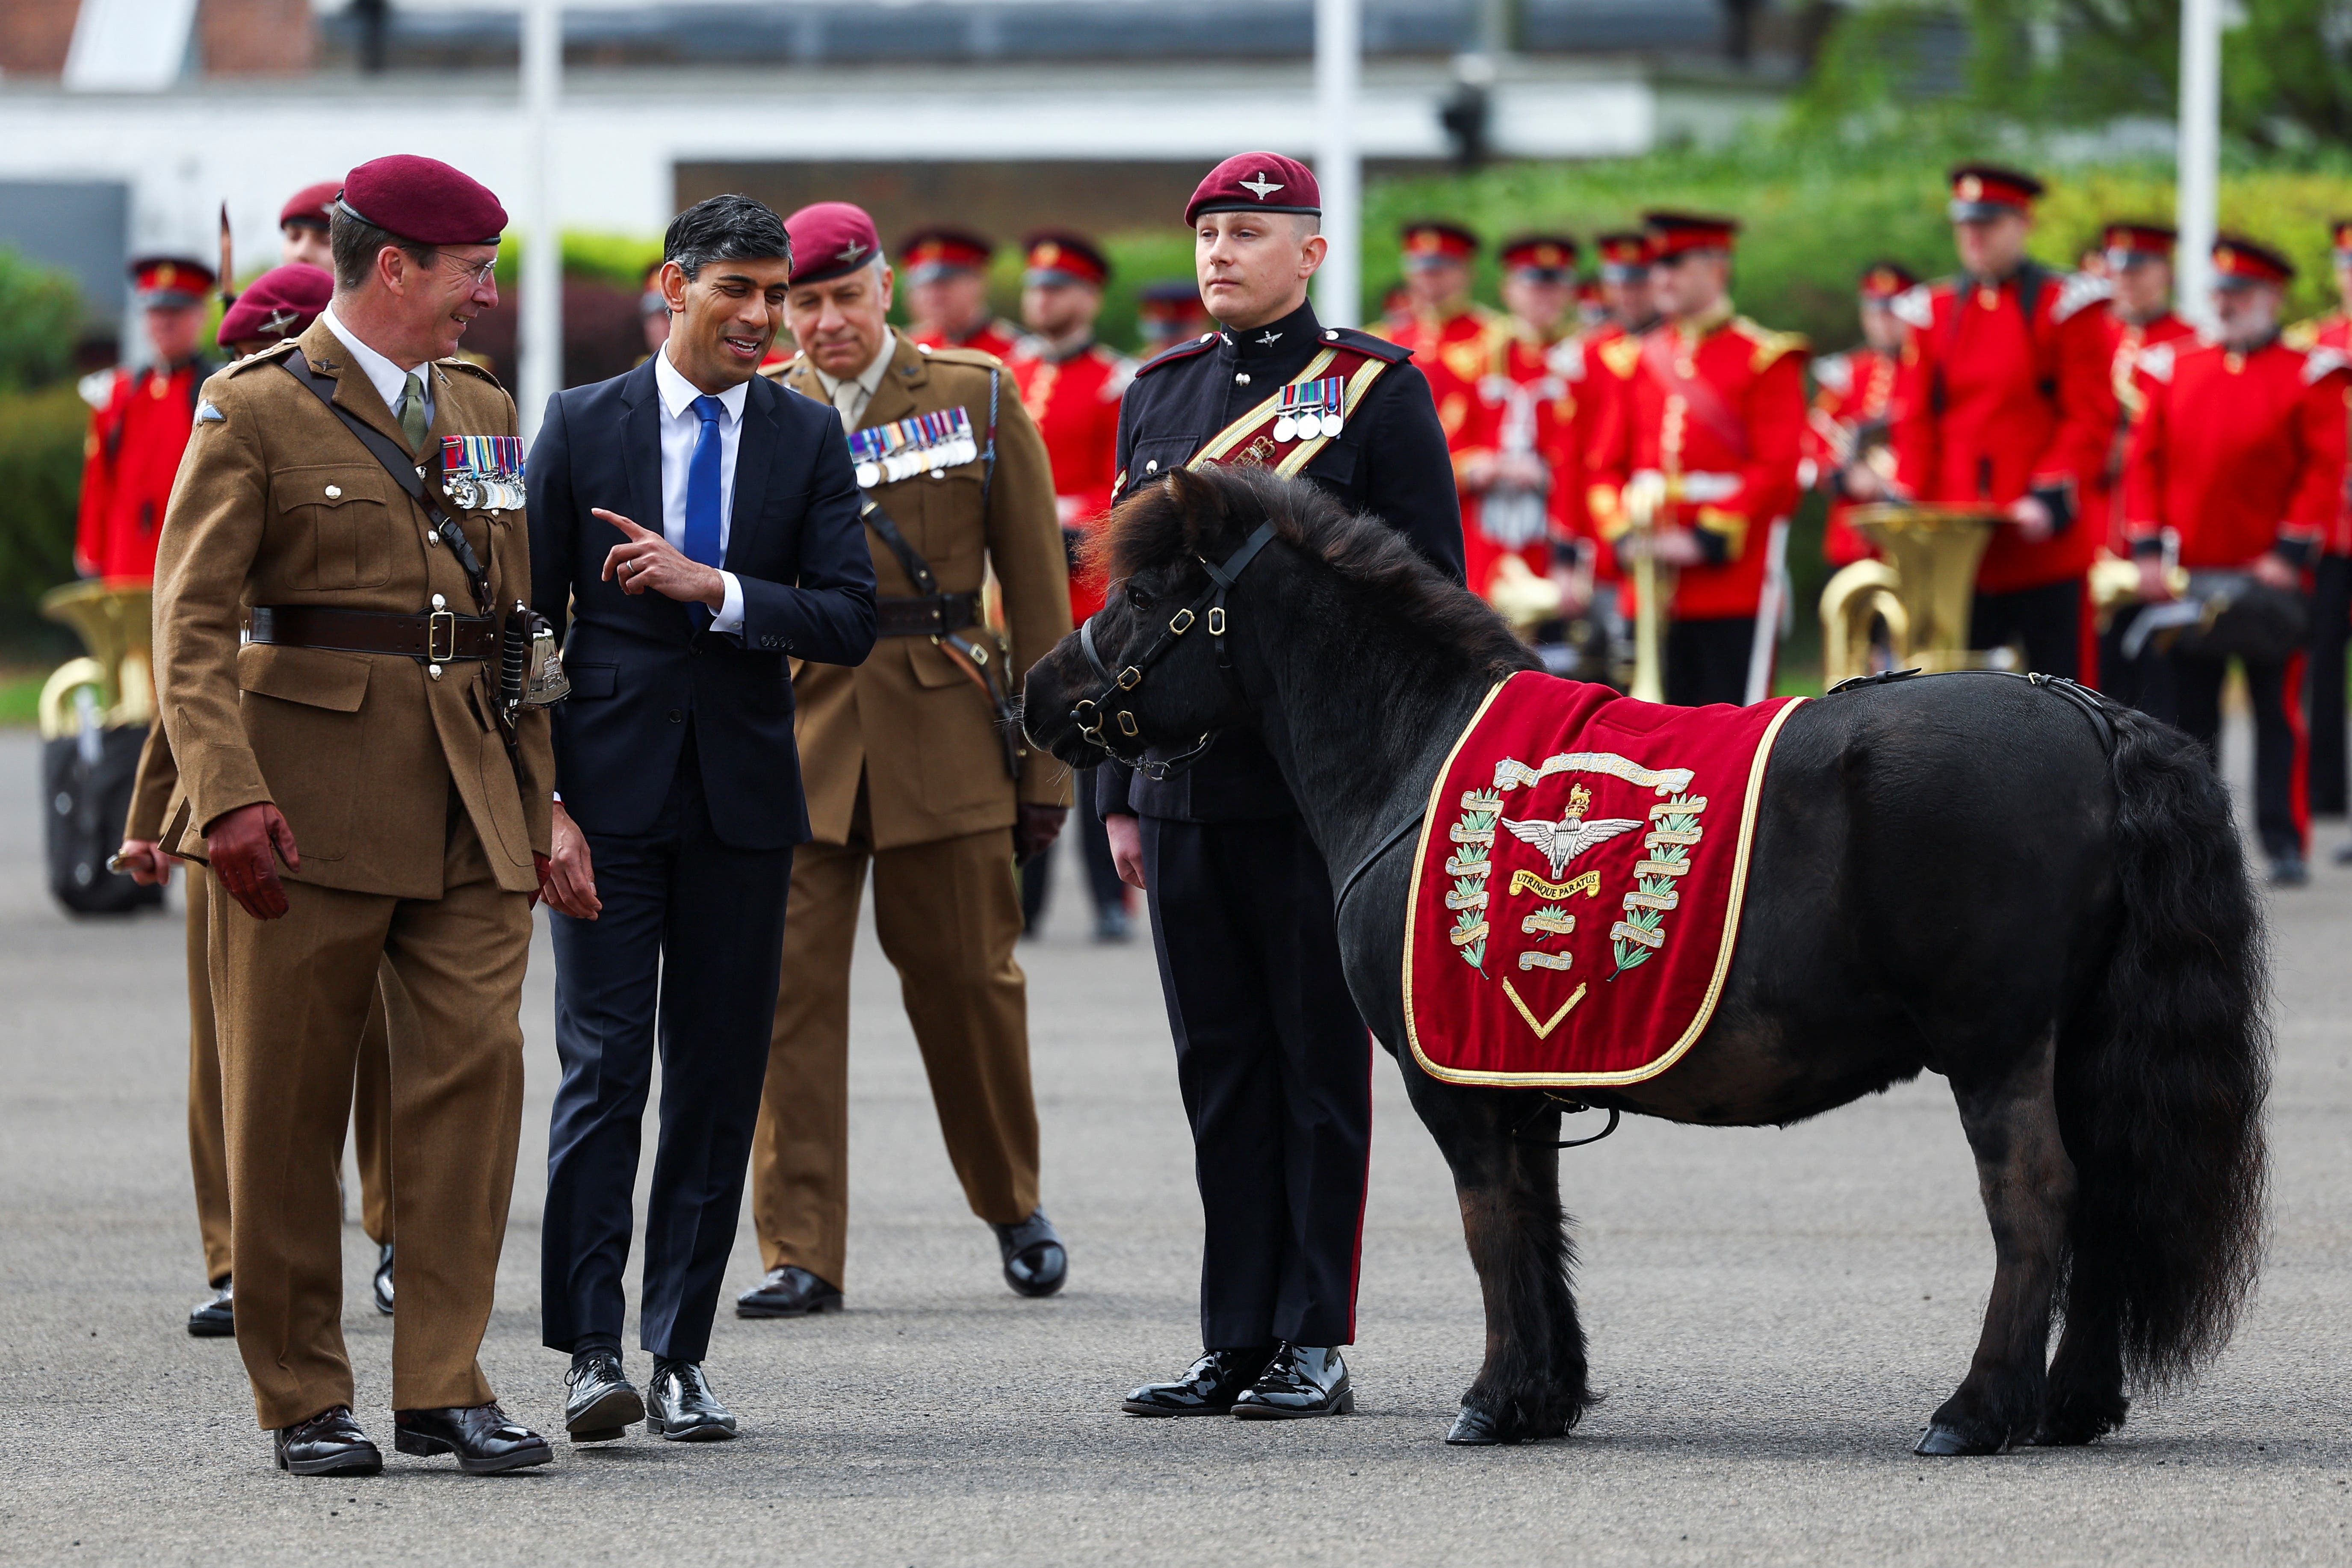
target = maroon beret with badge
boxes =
[279,181,340,233]
[1186,152,1321,226]
[337,155,507,247]
[784,201,882,287]
[217,263,334,348]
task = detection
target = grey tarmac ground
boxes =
[1,719,2348,1568]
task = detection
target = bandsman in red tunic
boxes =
[2284,217,2352,830]
[1801,260,1915,569]
[2125,235,2351,886]
[1587,211,1808,706]
[900,226,1026,362]
[1889,164,2117,679]
[1377,219,1496,451]
[1570,232,1660,605]
[1008,229,1136,940]
[1135,278,1211,356]
[77,256,221,582]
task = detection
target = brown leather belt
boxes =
[249,604,498,662]
[874,590,983,639]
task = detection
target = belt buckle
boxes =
[427,608,458,663]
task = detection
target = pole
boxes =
[519,0,563,440]
[2175,0,2220,328]
[1314,0,1361,328]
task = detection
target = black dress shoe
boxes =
[274,1405,382,1476]
[1121,1347,1278,1416]
[187,1278,234,1338]
[645,1359,737,1441]
[371,1242,395,1316]
[393,1403,553,1473]
[1232,1344,1353,1419]
[735,1265,843,1319]
[563,1349,643,1443]
[994,1208,1068,1298]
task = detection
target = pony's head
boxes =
[1021,463,1526,775]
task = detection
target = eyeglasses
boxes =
[439,253,499,288]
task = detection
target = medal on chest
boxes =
[439,434,526,511]
[1272,376,1346,444]
[848,407,979,487]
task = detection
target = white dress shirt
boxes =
[809,327,897,429]
[651,345,747,635]
[322,304,431,431]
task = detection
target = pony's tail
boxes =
[2057,700,2270,1395]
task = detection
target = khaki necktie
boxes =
[399,370,429,451]
[831,377,863,429]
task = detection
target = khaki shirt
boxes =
[767,335,1070,849]
[151,318,554,898]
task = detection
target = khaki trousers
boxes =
[750,786,1039,1287]
[186,872,399,1285]
[210,810,529,1430]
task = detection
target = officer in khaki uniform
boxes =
[736,201,1073,1317]
[152,156,555,1477]
[120,256,404,1340]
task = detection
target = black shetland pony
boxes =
[1023,465,2269,1455]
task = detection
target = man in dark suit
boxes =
[528,194,876,1445]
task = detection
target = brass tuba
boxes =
[1817,504,1999,686]
[37,579,154,741]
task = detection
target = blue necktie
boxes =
[683,394,725,570]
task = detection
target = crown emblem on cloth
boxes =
[1566,783,1592,818]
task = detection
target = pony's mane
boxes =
[1098,464,1534,677]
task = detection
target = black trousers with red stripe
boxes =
[2168,650,2310,859]
[1139,812,1371,1350]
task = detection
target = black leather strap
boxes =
[874,591,983,638]
[250,604,497,661]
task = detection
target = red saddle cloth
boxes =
[1403,671,1805,1086]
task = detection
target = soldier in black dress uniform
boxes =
[1101,151,1463,1420]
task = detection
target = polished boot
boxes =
[645,1360,737,1441]
[187,1278,234,1338]
[994,1208,1068,1298]
[371,1242,395,1317]
[393,1404,554,1474]
[1231,1344,1353,1419]
[1121,1347,1278,1417]
[273,1405,382,1476]
[562,1349,643,1444]
[735,1265,843,1319]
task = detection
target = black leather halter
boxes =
[1070,520,1279,782]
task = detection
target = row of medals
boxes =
[1274,378,1346,445]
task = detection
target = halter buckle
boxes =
[1207,606,1227,636]
[1116,665,1143,691]
[1168,608,1195,635]
[1117,711,1140,737]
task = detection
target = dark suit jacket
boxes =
[529,357,876,850]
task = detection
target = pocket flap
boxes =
[272,466,390,512]
[907,637,977,691]
[237,641,372,712]
[565,661,618,700]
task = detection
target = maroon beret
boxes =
[217,263,334,348]
[337,155,506,247]
[278,181,340,232]
[1186,152,1321,226]
[785,201,881,286]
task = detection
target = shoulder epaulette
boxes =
[225,339,304,377]
[2049,271,2113,324]
[1596,335,1643,378]
[1133,333,1220,377]
[2302,346,2351,385]
[437,354,505,388]
[2284,314,2331,352]
[1320,325,1415,364]
[922,345,1009,372]
[1812,351,1853,398]
[1891,284,1938,332]
[1734,316,1808,371]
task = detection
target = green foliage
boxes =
[0,249,84,393]
[0,382,91,656]
[489,230,666,289]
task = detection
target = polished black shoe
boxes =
[393,1403,553,1474]
[563,1349,643,1444]
[645,1359,737,1441]
[735,1264,843,1318]
[187,1278,234,1338]
[1121,1347,1278,1417]
[2272,852,2311,887]
[371,1242,395,1316]
[1232,1344,1353,1419]
[994,1208,1068,1298]
[273,1405,382,1476]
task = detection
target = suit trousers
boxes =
[209,802,529,1430]
[1139,813,1371,1349]
[750,778,1039,1288]
[1971,579,2082,679]
[1664,617,1759,708]
[186,871,399,1285]
[2169,650,2310,859]
[2306,554,2351,816]
[543,732,794,1364]
[1020,777,1128,929]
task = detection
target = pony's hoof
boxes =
[1914,1423,1999,1457]
[1446,1405,1515,1446]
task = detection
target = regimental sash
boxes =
[1186,346,1395,479]
[439,434,526,511]
[848,407,981,488]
